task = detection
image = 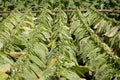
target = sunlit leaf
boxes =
[0,64,11,73]
[104,26,119,37]
[59,68,85,80]
[8,51,24,58]
[0,71,8,80]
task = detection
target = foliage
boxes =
[0,9,86,80]
[0,0,120,10]
[0,0,120,80]
[0,8,120,80]
[0,0,120,22]
[81,9,120,56]
[70,9,120,79]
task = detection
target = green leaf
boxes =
[29,63,42,78]
[33,42,48,64]
[21,67,38,80]
[94,20,111,34]
[0,40,3,50]
[104,26,119,37]
[39,67,56,80]
[29,55,46,69]
[59,68,84,80]
[71,66,91,77]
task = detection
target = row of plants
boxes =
[78,9,120,56]
[0,0,120,10]
[70,9,120,80]
[0,8,120,80]
[0,0,120,21]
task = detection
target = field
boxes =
[0,0,120,80]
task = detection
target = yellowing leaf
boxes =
[48,58,57,67]
[8,51,24,58]
[48,40,56,50]
[51,41,56,50]
[0,64,11,73]
[0,71,8,80]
